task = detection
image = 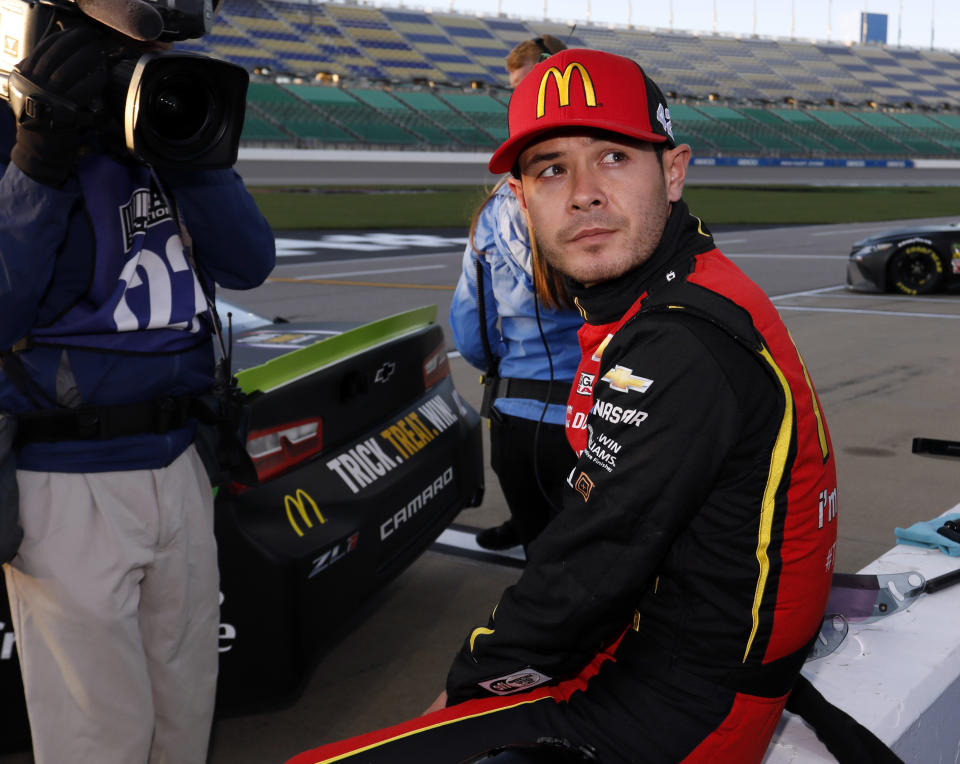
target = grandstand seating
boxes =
[733,108,819,153]
[851,110,946,155]
[668,103,761,154]
[348,88,453,145]
[808,109,907,155]
[437,93,508,142]
[429,13,510,84]
[888,113,960,155]
[244,81,355,143]
[215,0,960,157]
[390,90,496,146]
[286,83,421,143]
[241,113,292,143]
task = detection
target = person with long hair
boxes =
[450,34,583,551]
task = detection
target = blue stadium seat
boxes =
[214,1,960,157]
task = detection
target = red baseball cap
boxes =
[489,49,676,175]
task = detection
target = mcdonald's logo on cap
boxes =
[489,49,674,175]
[536,62,597,119]
[284,488,326,537]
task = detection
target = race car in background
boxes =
[846,222,960,295]
[0,304,484,750]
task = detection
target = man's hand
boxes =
[9,26,108,187]
[423,691,447,715]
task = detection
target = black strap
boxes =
[474,252,499,379]
[0,348,57,409]
[722,640,813,698]
[533,36,551,60]
[786,675,904,763]
[15,395,196,445]
[474,240,503,421]
[499,377,569,406]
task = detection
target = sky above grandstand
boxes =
[389,0,957,52]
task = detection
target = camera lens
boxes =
[146,71,214,143]
[124,52,248,168]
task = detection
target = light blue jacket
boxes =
[449,181,582,424]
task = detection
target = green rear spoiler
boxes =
[235,305,438,394]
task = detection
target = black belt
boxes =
[16,395,196,445]
[498,377,570,406]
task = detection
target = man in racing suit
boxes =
[0,21,275,764]
[287,49,837,764]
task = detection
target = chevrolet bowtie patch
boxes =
[601,366,654,394]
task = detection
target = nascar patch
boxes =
[479,668,551,695]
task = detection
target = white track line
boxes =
[771,285,848,300]
[433,528,526,563]
[292,264,447,280]
[796,292,960,305]
[727,253,848,259]
[274,250,464,269]
[811,227,889,237]
[770,285,960,316]
[776,305,960,319]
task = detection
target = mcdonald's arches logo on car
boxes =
[284,489,326,537]
[537,62,597,119]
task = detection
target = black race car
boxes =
[846,222,960,295]
[0,304,484,750]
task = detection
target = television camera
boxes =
[0,0,248,168]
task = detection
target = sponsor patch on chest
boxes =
[601,365,653,394]
[478,668,551,695]
[591,399,648,426]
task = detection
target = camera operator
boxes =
[0,7,275,762]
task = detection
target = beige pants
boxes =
[3,445,219,764]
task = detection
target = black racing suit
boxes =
[287,201,838,764]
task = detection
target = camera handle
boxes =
[8,72,94,130]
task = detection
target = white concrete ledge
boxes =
[237,148,960,171]
[764,504,960,763]
[913,159,960,170]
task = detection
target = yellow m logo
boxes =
[537,62,597,118]
[284,489,326,538]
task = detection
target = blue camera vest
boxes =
[31,154,212,353]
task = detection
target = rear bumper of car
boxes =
[213,376,482,710]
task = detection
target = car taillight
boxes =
[230,418,323,493]
[423,344,450,388]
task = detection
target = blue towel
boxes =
[895,513,960,557]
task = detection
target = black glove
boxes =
[8,25,109,187]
